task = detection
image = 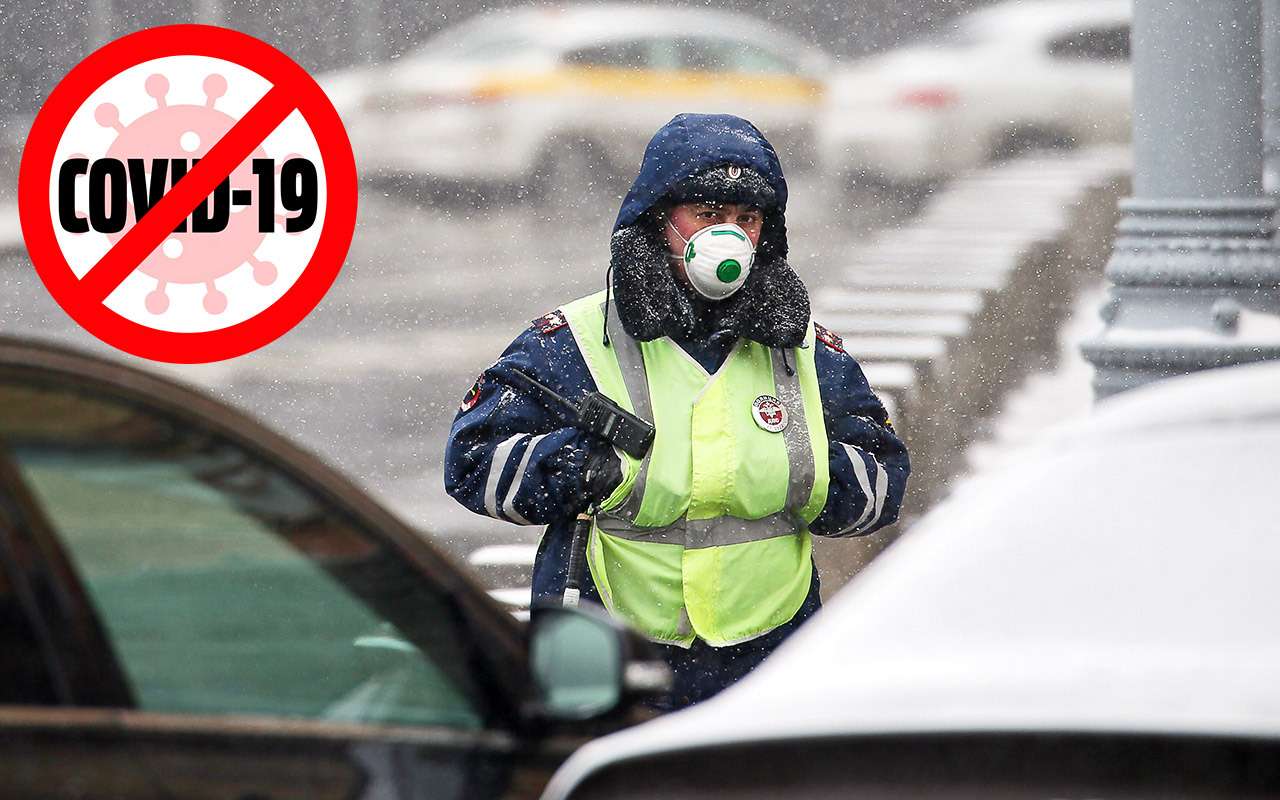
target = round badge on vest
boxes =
[752,395,788,433]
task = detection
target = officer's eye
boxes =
[737,214,760,226]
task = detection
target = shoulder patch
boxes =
[532,309,568,335]
[460,375,485,412]
[814,322,846,354]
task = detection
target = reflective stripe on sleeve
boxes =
[484,434,527,521]
[836,442,877,536]
[501,432,548,525]
[862,454,889,533]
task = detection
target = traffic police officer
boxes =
[445,113,910,708]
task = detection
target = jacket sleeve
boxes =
[443,322,605,526]
[806,337,911,538]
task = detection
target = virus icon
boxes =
[95,73,277,315]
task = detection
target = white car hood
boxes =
[543,361,1280,799]
[545,646,1280,799]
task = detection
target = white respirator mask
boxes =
[666,219,756,301]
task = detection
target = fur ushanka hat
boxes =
[608,114,809,348]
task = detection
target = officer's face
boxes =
[664,202,764,260]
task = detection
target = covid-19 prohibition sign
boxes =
[19,25,357,363]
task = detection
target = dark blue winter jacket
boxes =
[444,114,909,706]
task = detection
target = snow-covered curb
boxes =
[811,145,1130,586]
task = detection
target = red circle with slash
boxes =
[18,25,357,364]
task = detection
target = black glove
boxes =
[581,447,623,510]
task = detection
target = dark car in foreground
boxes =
[543,360,1280,799]
[0,336,665,799]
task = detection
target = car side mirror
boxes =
[529,604,670,721]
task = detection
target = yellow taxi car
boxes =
[322,4,829,198]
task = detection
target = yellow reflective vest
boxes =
[561,291,830,647]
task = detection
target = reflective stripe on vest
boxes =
[560,290,830,647]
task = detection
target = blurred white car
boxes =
[821,0,1131,186]
[541,359,1280,799]
[320,4,829,195]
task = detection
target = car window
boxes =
[562,40,650,70]
[455,36,542,63]
[1046,24,1131,63]
[0,380,487,730]
[673,36,740,73]
[668,37,800,75]
[731,42,799,75]
[0,450,68,706]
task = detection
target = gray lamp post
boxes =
[1082,0,1280,398]
[1266,0,1280,194]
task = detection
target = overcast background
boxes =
[0,0,999,116]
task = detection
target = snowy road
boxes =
[0,176,916,575]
